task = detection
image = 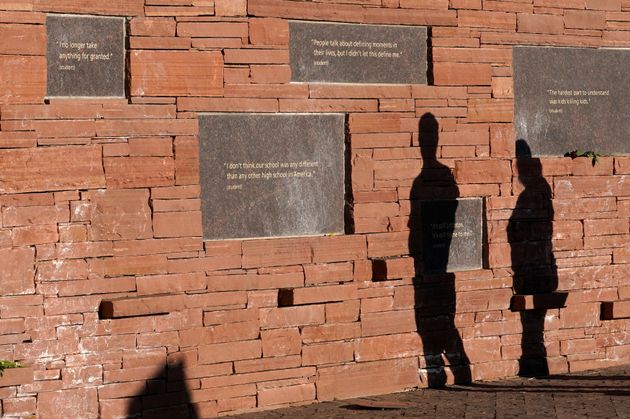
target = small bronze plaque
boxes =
[289,21,427,84]
[421,198,483,273]
[47,14,125,97]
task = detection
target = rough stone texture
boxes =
[100,295,185,318]
[0,55,46,104]
[103,156,175,188]
[317,358,419,401]
[0,24,46,55]
[514,47,630,156]
[601,300,630,320]
[37,388,98,419]
[510,292,569,310]
[88,189,153,241]
[290,21,427,84]
[0,145,105,193]
[47,15,125,97]
[198,113,345,240]
[0,367,33,387]
[0,247,35,295]
[34,0,144,16]
[421,198,483,273]
[130,50,223,96]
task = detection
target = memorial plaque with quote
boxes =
[514,46,630,156]
[199,114,345,240]
[47,14,125,97]
[289,21,427,84]
[421,198,483,273]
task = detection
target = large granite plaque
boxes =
[514,47,630,156]
[199,114,345,240]
[289,21,427,84]
[421,198,483,273]
[47,14,125,97]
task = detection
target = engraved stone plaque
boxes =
[514,46,630,156]
[421,198,483,273]
[47,14,125,97]
[199,114,345,240]
[289,21,427,84]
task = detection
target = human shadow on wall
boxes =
[126,360,198,419]
[509,140,561,377]
[408,113,471,387]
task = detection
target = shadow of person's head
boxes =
[516,138,532,158]
[515,139,544,188]
[419,113,439,161]
[126,360,199,418]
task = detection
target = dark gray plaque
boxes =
[421,198,482,273]
[289,21,427,84]
[199,114,345,240]
[47,14,125,97]
[514,47,630,156]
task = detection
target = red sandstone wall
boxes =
[0,0,629,417]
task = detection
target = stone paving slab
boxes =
[233,365,630,418]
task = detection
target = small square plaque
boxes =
[199,113,345,240]
[47,14,125,97]
[289,21,428,84]
[421,198,483,273]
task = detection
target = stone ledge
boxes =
[0,366,34,387]
[100,291,247,318]
[510,292,569,311]
[371,257,415,281]
[601,300,630,320]
[278,284,358,307]
[99,294,183,318]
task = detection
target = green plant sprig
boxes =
[564,149,602,166]
[0,360,21,376]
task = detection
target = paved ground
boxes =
[235,365,630,418]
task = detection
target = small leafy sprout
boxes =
[0,360,21,376]
[564,149,601,167]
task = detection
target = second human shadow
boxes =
[509,140,563,376]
